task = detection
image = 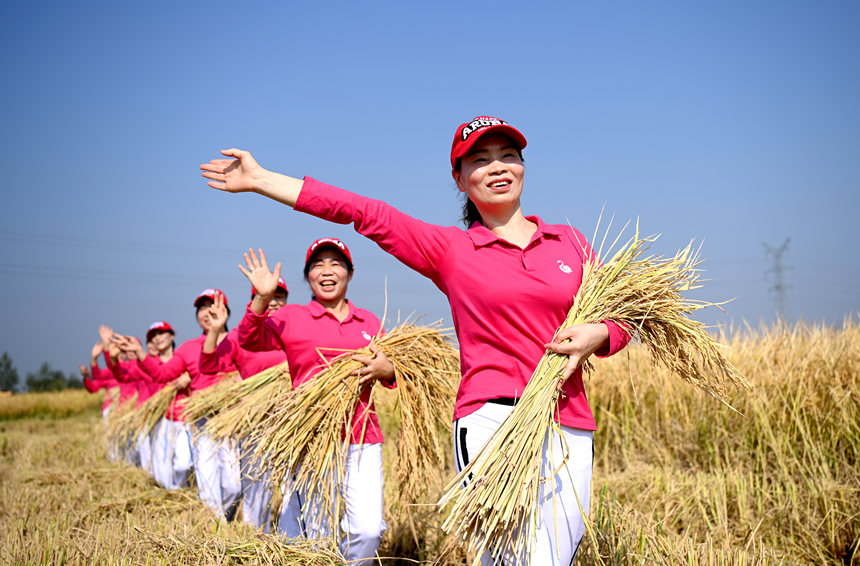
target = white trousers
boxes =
[239,438,275,533]
[151,418,193,490]
[453,402,593,566]
[191,422,242,520]
[278,443,387,566]
[137,430,153,475]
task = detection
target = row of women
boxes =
[194,116,632,565]
[91,115,629,565]
[82,236,393,566]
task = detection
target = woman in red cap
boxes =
[235,240,393,565]
[198,277,288,533]
[117,291,240,518]
[202,116,630,564]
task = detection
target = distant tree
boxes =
[0,352,19,392]
[25,362,68,392]
[66,373,84,389]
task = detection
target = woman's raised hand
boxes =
[98,325,114,347]
[238,248,282,299]
[200,149,265,194]
[207,292,229,334]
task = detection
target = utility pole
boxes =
[763,238,790,319]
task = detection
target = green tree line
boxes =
[0,352,83,392]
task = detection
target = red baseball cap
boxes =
[450,116,527,168]
[305,238,353,266]
[251,276,289,298]
[146,321,174,342]
[194,288,228,308]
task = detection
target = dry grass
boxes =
[0,318,857,565]
[0,388,103,420]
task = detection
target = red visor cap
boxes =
[194,288,228,308]
[450,116,527,168]
[305,238,353,267]
[145,321,175,342]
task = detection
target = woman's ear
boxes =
[452,169,465,192]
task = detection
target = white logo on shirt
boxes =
[557,260,572,274]
[361,331,372,341]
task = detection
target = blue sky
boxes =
[1,1,858,383]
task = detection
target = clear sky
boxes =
[1,1,858,384]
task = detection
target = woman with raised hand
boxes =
[199,278,288,533]
[115,293,239,512]
[201,116,630,564]
[237,242,393,566]
[80,341,119,419]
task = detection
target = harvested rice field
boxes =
[1,318,857,565]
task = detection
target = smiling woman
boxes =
[201,115,630,565]
[235,241,393,566]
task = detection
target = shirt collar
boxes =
[466,215,564,247]
[308,298,364,322]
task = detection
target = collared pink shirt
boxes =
[238,299,389,444]
[295,177,630,431]
[199,327,287,379]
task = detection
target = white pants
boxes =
[137,430,153,475]
[453,402,593,566]
[278,443,387,566]
[239,438,275,533]
[191,422,242,520]
[151,418,193,490]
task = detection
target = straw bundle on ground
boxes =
[437,221,750,565]
[250,320,460,535]
[111,380,183,447]
[200,361,292,442]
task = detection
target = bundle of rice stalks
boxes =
[181,371,241,426]
[250,319,460,536]
[200,361,292,442]
[112,379,183,446]
[437,220,751,564]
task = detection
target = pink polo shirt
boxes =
[295,176,630,431]
[138,334,237,421]
[199,327,287,379]
[238,299,389,444]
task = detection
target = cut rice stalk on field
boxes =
[437,218,751,565]
[250,319,460,535]
[199,361,292,442]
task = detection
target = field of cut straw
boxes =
[1,318,857,565]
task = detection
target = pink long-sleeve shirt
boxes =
[199,327,287,379]
[295,177,630,431]
[138,334,237,421]
[238,299,390,444]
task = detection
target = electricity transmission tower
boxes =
[763,238,791,319]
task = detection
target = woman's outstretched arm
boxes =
[200,149,304,207]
